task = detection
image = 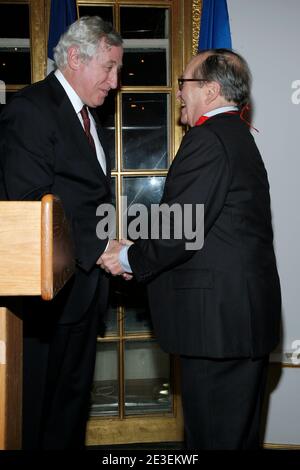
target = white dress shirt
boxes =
[55,69,107,175]
[204,105,238,117]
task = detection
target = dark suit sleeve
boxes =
[1,96,55,201]
[72,218,108,273]
[128,126,231,282]
[1,96,108,273]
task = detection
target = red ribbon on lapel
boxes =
[195,105,259,133]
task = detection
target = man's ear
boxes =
[205,81,221,105]
[67,46,81,70]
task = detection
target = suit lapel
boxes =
[90,108,112,181]
[48,73,111,190]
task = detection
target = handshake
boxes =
[96,239,134,281]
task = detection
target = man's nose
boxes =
[108,70,118,89]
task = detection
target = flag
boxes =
[198,0,232,51]
[47,0,77,73]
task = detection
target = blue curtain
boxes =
[48,0,77,60]
[198,0,232,51]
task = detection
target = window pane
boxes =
[121,175,165,251]
[107,276,152,335]
[104,275,122,338]
[123,281,153,334]
[101,306,118,337]
[122,176,165,209]
[0,5,29,38]
[0,4,30,85]
[125,305,153,334]
[0,50,30,84]
[111,176,116,207]
[91,342,119,416]
[120,177,165,333]
[124,340,172,415]
[122,94,169,170]
[120,7,168,39]
[78,6,113,24]
[122,49,167,87]
[120,7,169,86]
[121,47,167,86]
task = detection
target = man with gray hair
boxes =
[0,16,123,449]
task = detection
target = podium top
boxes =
[0,194,75,300]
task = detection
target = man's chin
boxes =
[90,94,107,107]
[180,115,188,125]
[180,109,188,125]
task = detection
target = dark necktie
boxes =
[80,105,96,152]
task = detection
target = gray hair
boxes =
[193,49,252,107]
[54,16,123,70]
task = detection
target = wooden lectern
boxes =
[0,194,75,450]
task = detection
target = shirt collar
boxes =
[204,106,239,118]
[55,69,84,115]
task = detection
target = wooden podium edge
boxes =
[0,305,22,450]
[41,194,75,301]
[41,195,54,301]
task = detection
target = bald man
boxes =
[99,49,281,449]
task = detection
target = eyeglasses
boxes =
[177,78,207,91]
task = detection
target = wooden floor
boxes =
[88,441,184,450]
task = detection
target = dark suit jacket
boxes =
[0,72,111,324]
[128,113,281,358]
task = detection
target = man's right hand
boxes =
[96,239,134,280]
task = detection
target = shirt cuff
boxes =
[119,246,133,273]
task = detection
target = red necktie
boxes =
[80,105,96,152]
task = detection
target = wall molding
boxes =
[192,0,202,56]
[270,351,300,367]
[264,442,300,450]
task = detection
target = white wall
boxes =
[227,0,300,445]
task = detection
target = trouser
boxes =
[180,355,269,450]
[22,295,100,449]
